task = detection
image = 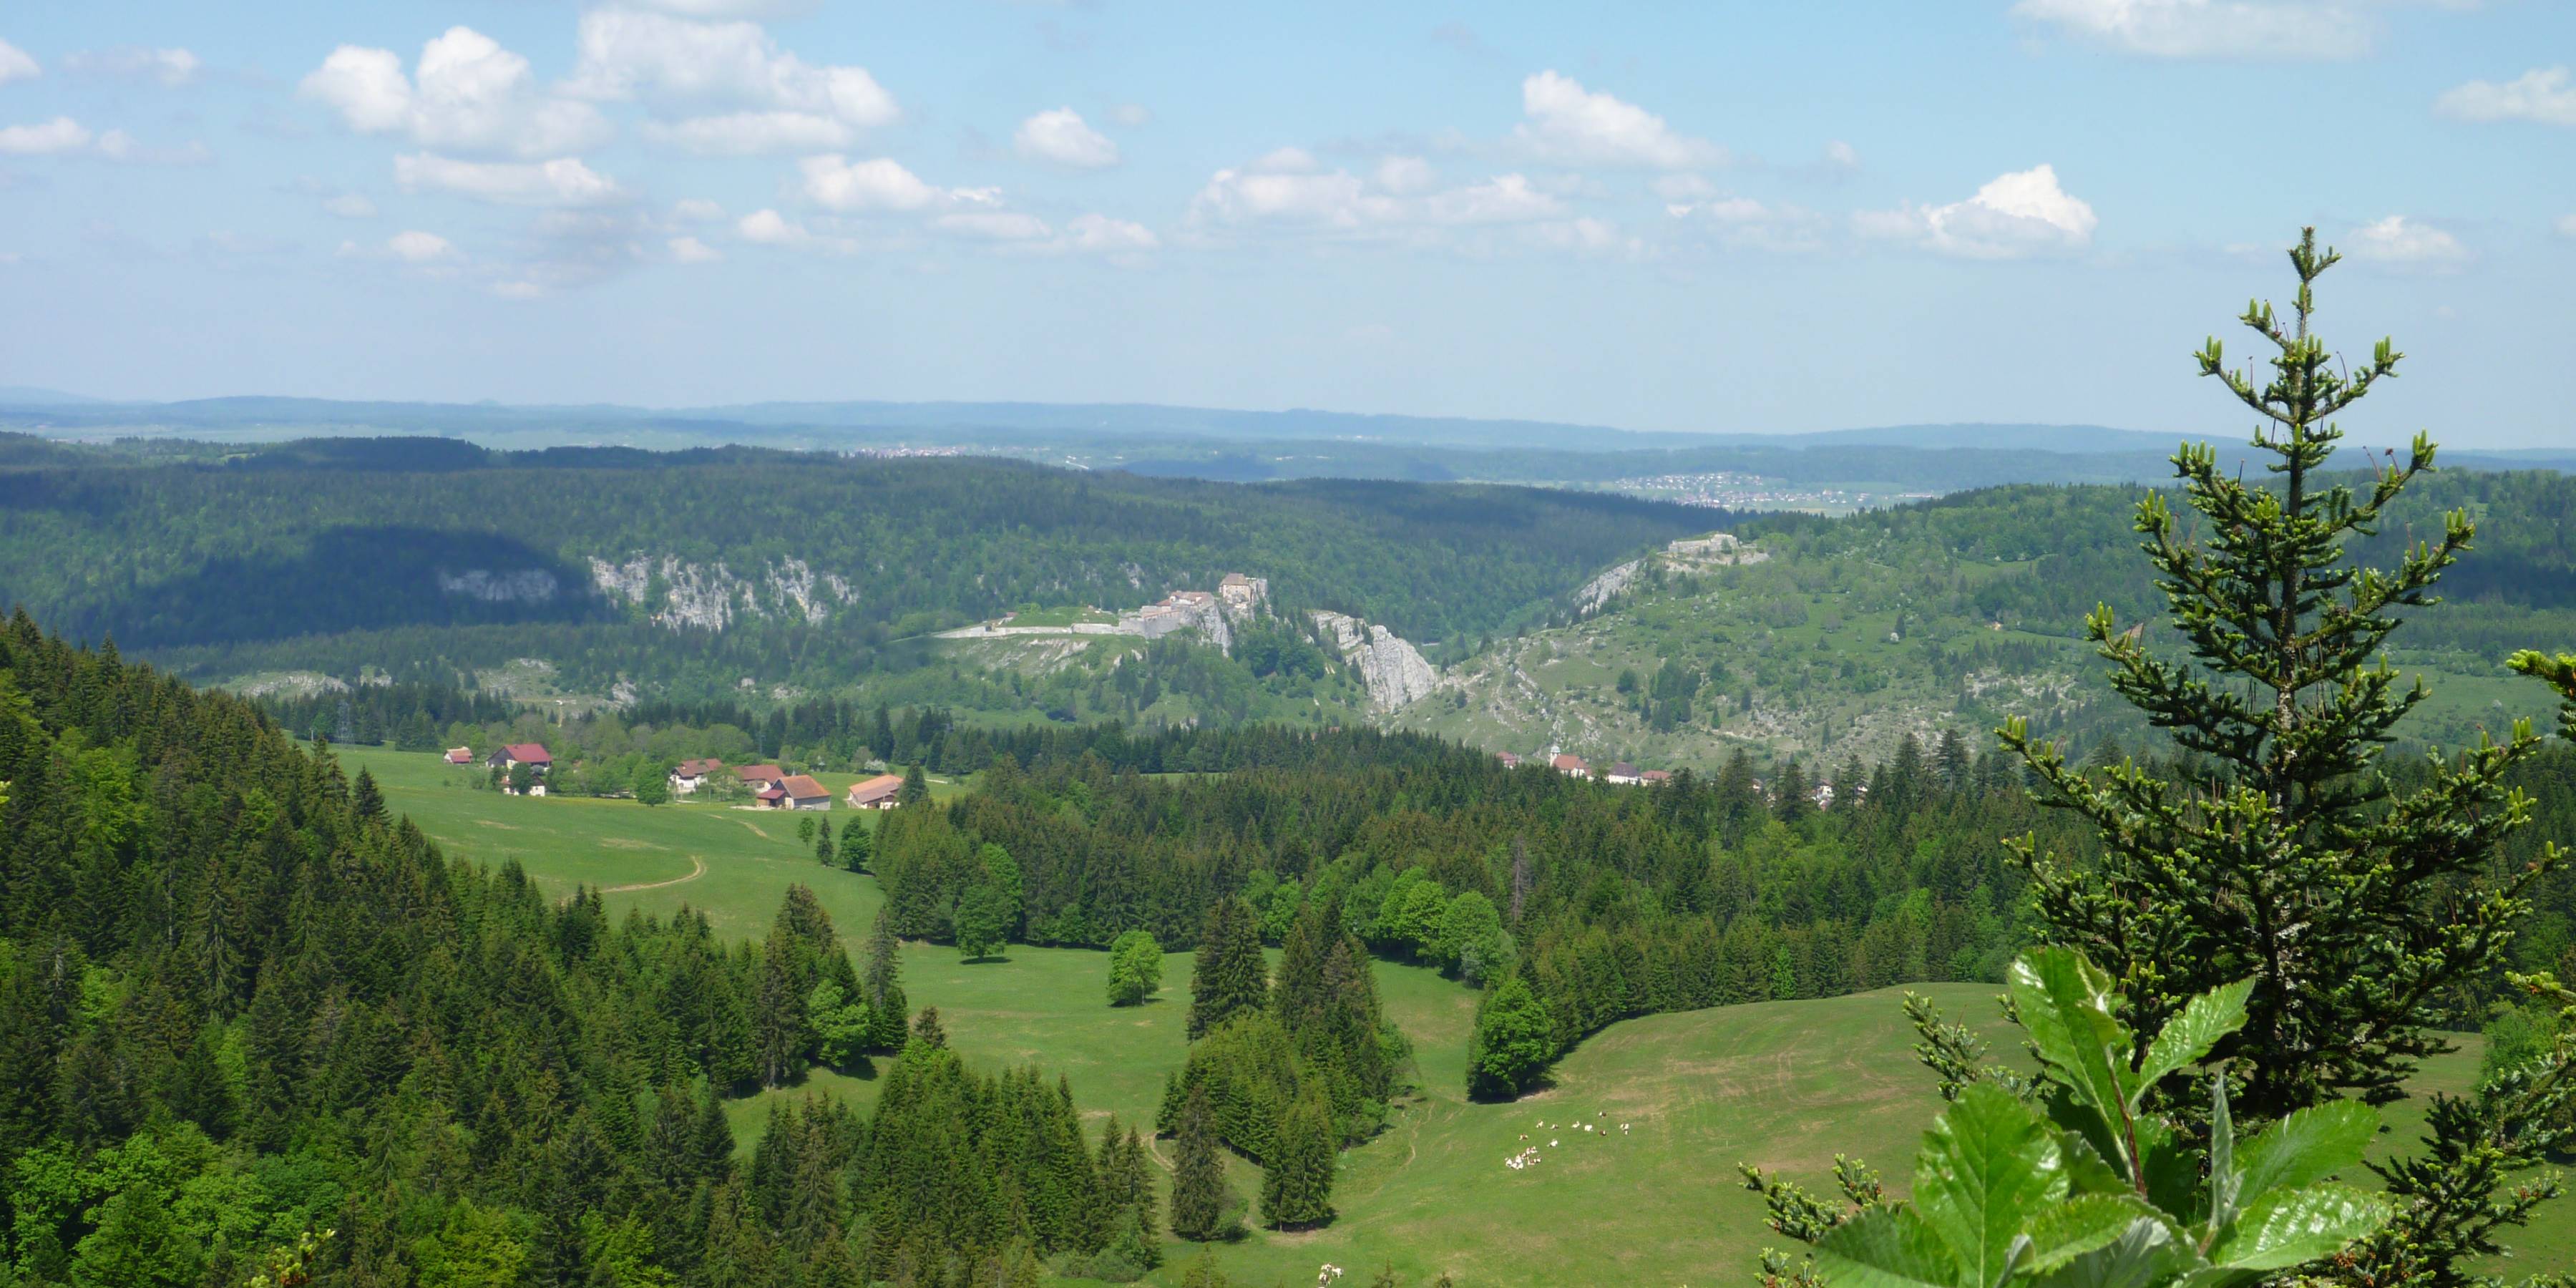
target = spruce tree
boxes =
[859,907,909,1051]
[1258,1086,1335,1229]
[897,763,930,806]
[1169,1080,1233,1242]
[814,816,832,864]
[836,818,872,872]
[1994,228,2572,1281]
[350,766,384,820]
[1187,898,1268,1040]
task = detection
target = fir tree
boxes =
[350,766,384,820]
[1258,1086,1335,1229]
[1995,229,2572,1282]
[859,907,909,1051]
[897,763,930,806]
[1187,898,1269,1039]
[814,816,833,864]
[1169,1081,1234,1242]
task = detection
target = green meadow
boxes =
[344,747,2567,1287]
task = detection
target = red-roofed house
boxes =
[846,774,904,810]
[1496,751,1522,769]
[1605,761,1644,786]
[1640,769,1673,785]
[444,747,474,766]
[669,758,725,794]
[737,765,786,790]
[487,743,552,772]
[1551,753,1591,779]
[777,775,831,810]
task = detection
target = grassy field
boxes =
[348,747,2571,1287]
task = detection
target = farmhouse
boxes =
[1605,761,1644,786]
[444,747,474,766]
[1496,751,1522,769]
[1551,753,1591,779]
[1640,769,1672,785]
[669,758,725,794]
[736,764,786,790]
[846,774,904,809]
[488,743,551,772]
[758,774,831,811]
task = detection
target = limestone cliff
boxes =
[1311,610,1438,711]
[587,555,858,631]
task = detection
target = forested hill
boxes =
[0,436,1719,690]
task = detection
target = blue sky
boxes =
[1,1,2570,446]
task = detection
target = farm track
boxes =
[598,854,708,894]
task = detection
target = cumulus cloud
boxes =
[1106,103,1152,127]
[0,39,37,86]
[1014,107,1119,169]
[94,130,211,165]
[64,46,200,87]
[2011,0,2383,59]
[325,192,379,218]
[932,210,1055,242]
[668,235,723,263]
[387,229,458,262]
[673,197,726,223]
[1652,172,1719,202]
[301,27,611,159]
[2345,215,2469,269]
[1188,150,1568,248]
[1063,213,1159,253]
[568,9,894,155]
[2558,213,2576,240]
[1374,155,1438,195]
[395,153,625,207]
[1512,70,1724,169]
[1856,163,2097,258]
[799,154,995,213]
[0,117,94,156]
[2436,67,2576,127]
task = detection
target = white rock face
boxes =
[437,568,560,602]
[588,555,859,631]
[1311,610,1439,711]
[1573,559,1642,618]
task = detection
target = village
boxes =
[446,741,919,811]
[1498,746,1863,809]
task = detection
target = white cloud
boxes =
[2436,67,2576,127]
[567,9,894,154]
[0,39,37,86]
[643,110,852,155]
[1857,163,2097,259]
[2346,215,2469,269]
[2011,0,2379,60]
[94,130,211,165]
[1014,107,1119,169]
[1374,155,1438,195]
[326,192,379,218]
[1106,103,1152,127]
[1512,70,1724,169]
[799,154,995,213]
[1825,140,1860,170]
[736,207,857,254]
[618,0,814,14]
[1063,213,1159,253]
[395,153,625,207]
[0,117,94,156]
[933,210,1054,241]
[668,235,723,263]
[301,28,611,160]
[2557,213,2576,240]
[674,197,727,223]
[1190,157,1565,238]
[1667,195,1830,253]
[386,229,458,262]
[64,47,200,87]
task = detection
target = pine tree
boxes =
[814,816,833,864]
[1187,898,1268,1039]
[1169,1081,1233,1242]
[897,763,930,806]
[1258,1086,1335,1229]
[1996,228,2572,1282]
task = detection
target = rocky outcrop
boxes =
[1573,559,1642,618]
[1311,610,1438,711]
[588,555,858,631]
[437,568,561,603]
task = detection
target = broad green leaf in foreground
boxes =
[1914,1083,2068,1287]
[1814,1206,1964,1288]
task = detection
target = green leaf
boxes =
[2133,1118,2200,1223]
[2230,1101,2378,1205]
[2205,1076,2238,1234]
[1814,1207,1966,1288]
[2054,1126,2131,1197]
[2029,1213,2202,1288]
[2008,950,2136,1170]
[2205,1184,2391,1273]
[2024,1196,2152,1275]
[1913,1083,2066,1288]
[2132,979,2252,1103]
